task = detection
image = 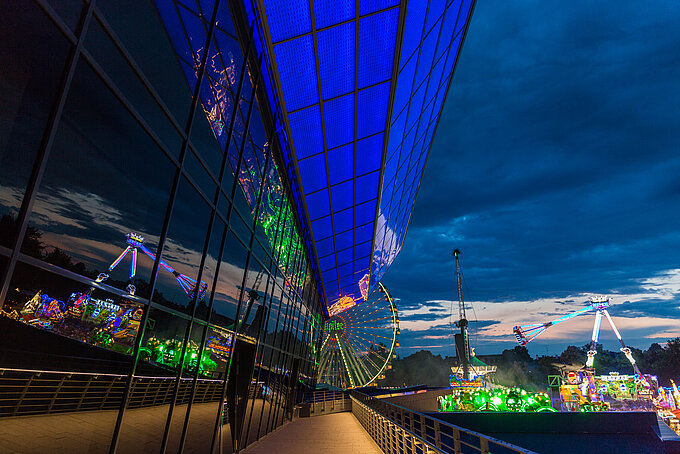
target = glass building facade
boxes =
[0,1,324,452]
[0,0,474,452]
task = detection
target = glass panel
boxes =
[0,3,70,243]
[317,21,355,100]
[195,217,227,321]
[99,0,193,125]
[211,231,248,330]
[116,307,187,453]
[48,0,84,32]
[273,35,318,112]
[84,17,183,158]
[152,177,212,315]
[163,320,210,453]
[24,59,175,298]
[184,325,232,452]
[357,8,398,89]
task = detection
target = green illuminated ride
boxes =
[317,282,399,389]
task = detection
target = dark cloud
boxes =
[385,0,680,354]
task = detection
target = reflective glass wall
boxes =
[0,1,324,452]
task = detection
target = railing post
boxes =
[480,437,490,454]
[76,376,94,411]
[453,427,461,453]
[47,375,67,413]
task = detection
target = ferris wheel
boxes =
[317,282,399,389]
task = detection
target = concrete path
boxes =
[243,412,382,454]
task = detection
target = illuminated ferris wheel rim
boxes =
[317,282,399,389]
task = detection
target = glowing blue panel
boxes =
[356,133,383,176]
[215,0,237,36]
[339,275,354,289]
[444,31,464,77]
[263,0,311,43]
[318,22,355,99]
[425,54,446,106]
[288,105,323,159]
[358,8,398,88]
[312,215,333,241]
[387,111,406,154]
[354,240,372,261]
[305,188,330,220]
[356,171,380,204]
[323,270,337,284]
[360,0,400,15]
[400,0,427,69]
[316,236,335,259]
[406,83,426,132]
[274,35,318,111]
[357,82,390,138]
[356,222,374,246]
[339,263,353,281]
[437,0,463,62]
[456,0,473,36]
[319,254,337,272]
[155,2,193,63]
[327,143,354,185]
[297,153,327,194]
[337,248,354,266]
[336,229,354,249]
[324,94,354,149]
[249,0,472,307]
[415,21,441,88]
[425,0,446,33]
[196,0,215,18]
[355,199,376,226]
[393,52,418,118]
[331,180,354,212]
[177,4,207,60]
[314,0,355,30]
[333,208,353,233]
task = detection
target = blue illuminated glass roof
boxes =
[249,0,474,309]
[246,0,475,308]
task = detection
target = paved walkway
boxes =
[243,412,382,454]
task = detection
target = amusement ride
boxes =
[316,282,399,389]
[513,296,642,376]
[100,232,208,299]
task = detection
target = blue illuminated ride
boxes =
[100,232,208,300]
[513,296,643,376]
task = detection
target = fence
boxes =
[351,390,536,454]
[298,389,351,417]
[0,367,224,417]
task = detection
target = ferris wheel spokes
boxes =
[317,282,399,389]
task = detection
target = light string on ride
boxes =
[99,232,208,300]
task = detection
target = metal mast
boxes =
[453,249,470,380]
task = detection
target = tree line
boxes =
[382,339,680,390]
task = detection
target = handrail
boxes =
[0,368,224,417]
[351,390,537,454]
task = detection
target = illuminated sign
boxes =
[324,320,345,332]
[449,375,485,388]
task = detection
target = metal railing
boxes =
[298,389,351,417]
[0,368,224,417]
[351,391,536,454]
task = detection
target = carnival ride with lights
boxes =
[438,387,556,413]
[513,296,643,377]
[316,282,399,389]
[99,232,207,299]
